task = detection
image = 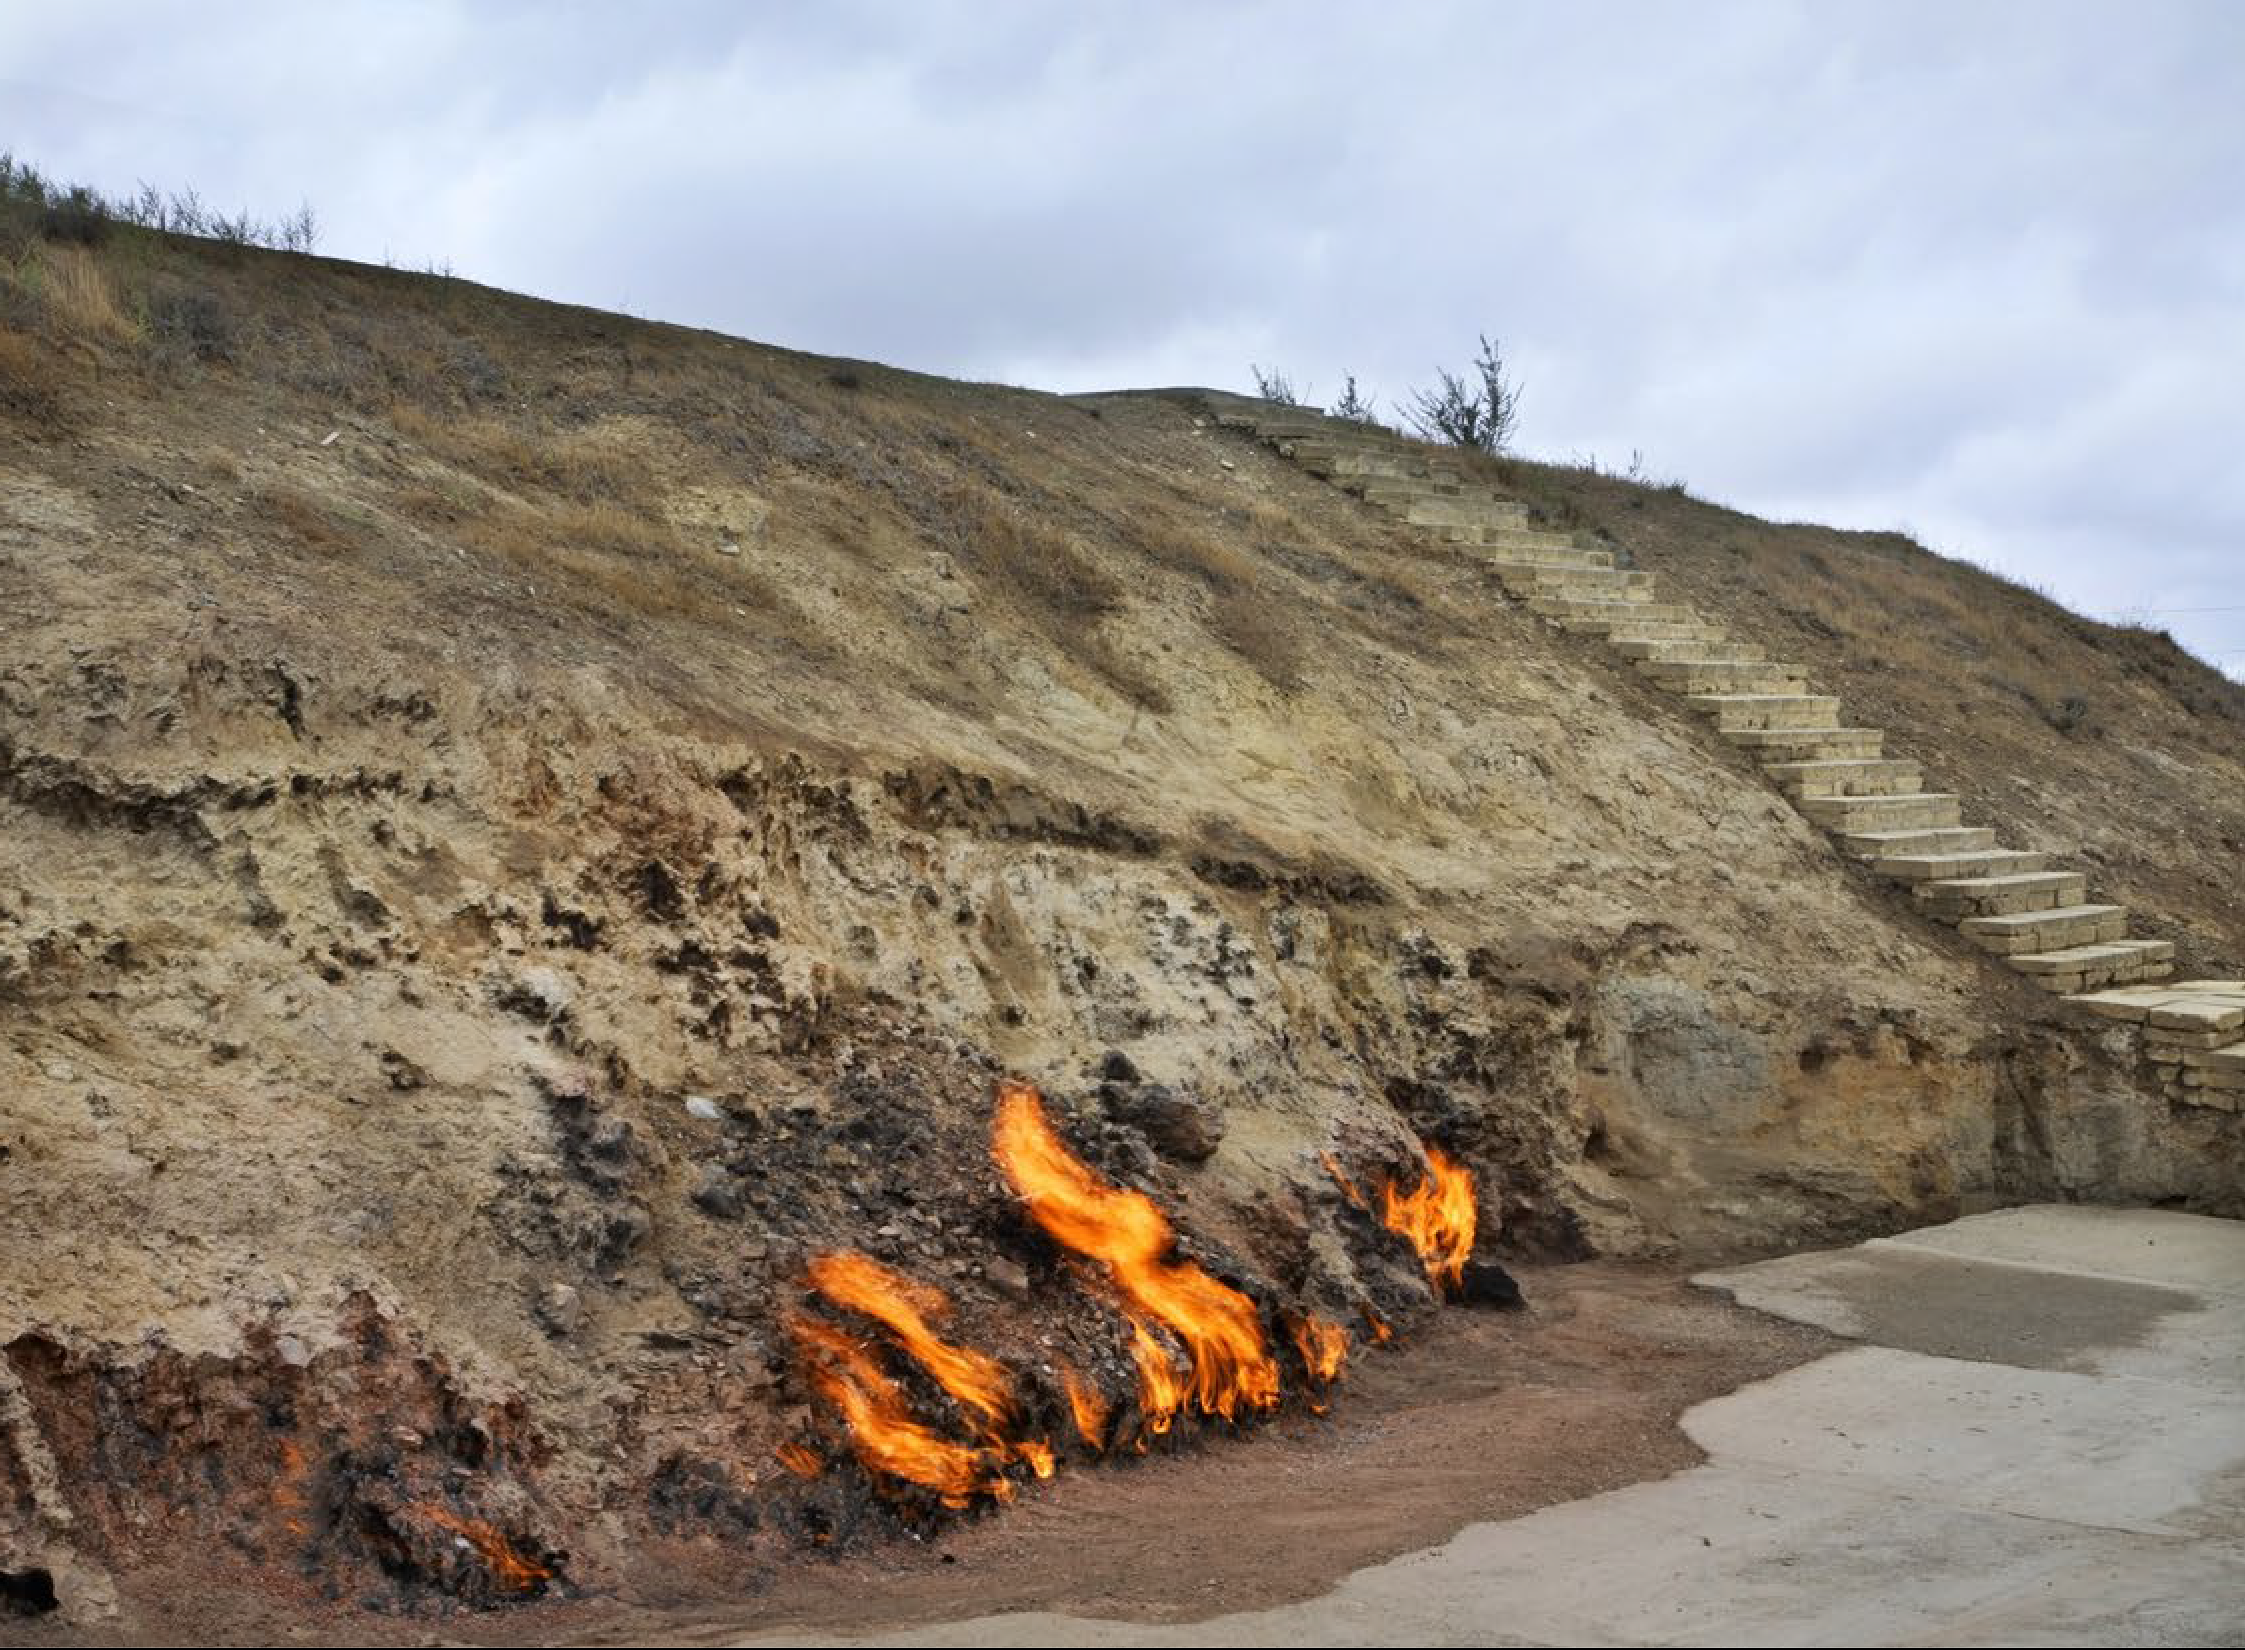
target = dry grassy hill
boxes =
[2,215,2239,1626]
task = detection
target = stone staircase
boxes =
[1203,393,2239,1116]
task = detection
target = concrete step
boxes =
[1962,903,2130,957]
[1914,870,2089,919]
[1871,847,2047,883]
[1763,757,1921,798]
[1641,658,1811,696]
[1397,495,1532,530]
[1480,546,1617,572]
[1721,726,1886,761]
[1609,637,1761,664]
[1294,445,1460,481]
[1449,525,1599,554]
[1798,792,1964,834]
[2069,981,2245,1034]
[1535,599,1700,628]
[1689,693,1843,732]
[1594,620,1730,644]
[1502,568,1658,601]
[1838,825,1998,859]
[1350,475,1470,502]
[2011,939,2175,994]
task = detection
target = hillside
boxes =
[2,223,2239,1627]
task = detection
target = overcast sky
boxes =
[8,1,2241,675]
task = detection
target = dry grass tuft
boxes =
[250,484,360,553]
[40,246,137,347]
[389,404,656,503]
[0,324,65,423]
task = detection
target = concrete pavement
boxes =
[745,1206,2245,1646]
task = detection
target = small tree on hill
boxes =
[1250,364,1300,406]
[1331,373,1382,427]
[1402,334,1522,453]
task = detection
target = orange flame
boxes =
[808,1251,1019,1436]
[788,1313,1015,1509]
[1128,1317,1190,1439]
[416,1506,553,1594]
[1292,1314,1349,1384]
[775,1441,823,1479]
[1363,1307,1394,1345]
[993,1083,1281,1429]
[1382,1147,1477,1291]
[1059,1362,1111,1451]
[1326,1144,1478,1294]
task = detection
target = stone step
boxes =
[1871,847,2047,883]
[2068,981,2245,1033]
[1962,903,2130,957]
[1609,637,1762,664]
[1450,525,1598,554]
[1480,546,1617,572]
[1349,475,1471,502]
[1689,693,1844,732]
[1798,792,1965,833]
[1721,726,1886,760]
[1594,620,1731,644]
[2011,939,2175,994]
[1501,568,1658,601]
[1838,825,1999,859]
[1914,870,2089,919]
[1396,495,1532,530]
[1763,757,1922,798]
[1294,445,1461,481]
[1641,658,1811,696]
[1535,599,1700,628]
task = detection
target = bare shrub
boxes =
[1402,334,1521,453]
[1249,365,1300,406]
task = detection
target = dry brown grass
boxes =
[0,325,64,423]
[389,403,656,503]
[39,246,137,347]
[249,484,360,553]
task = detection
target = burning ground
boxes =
[3,226,2239,1631]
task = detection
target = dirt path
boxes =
[9,1262,1832,1646]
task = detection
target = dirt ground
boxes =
[4,1264,1835,1647]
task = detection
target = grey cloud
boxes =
[6,0,2240,670]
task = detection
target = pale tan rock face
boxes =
[0,241,2234,1611]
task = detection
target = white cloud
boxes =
[7,0,2241,671]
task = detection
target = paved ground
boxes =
[749,1206,2245,1647]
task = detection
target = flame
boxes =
[808,1251,1019,1436]
[1292,1314,1348,1384]
[274,1438,312,1538]
[1363,1307,1394,1345]
[1326,1144,1479,1295]
[788,1314,1015,1509]
[774,1441,823,1479]
[1128,1317,1190,1438]
[1381,1147,1477,1291]
[416,1506,553,1594]
[1320,1151,1370,1212]
[1017,1439,1057,1479]
[993,1083,1281,1429]
[1059,1362,1111,1451]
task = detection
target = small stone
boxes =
[692,1167,746,1219]
[1459,1259,1525,1310]
[684,1095,726,1122]
[985,1257,1031,1300]
[535,1282,582,1336]
[1103,1080,1224,1163]
[718,540,742,556]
